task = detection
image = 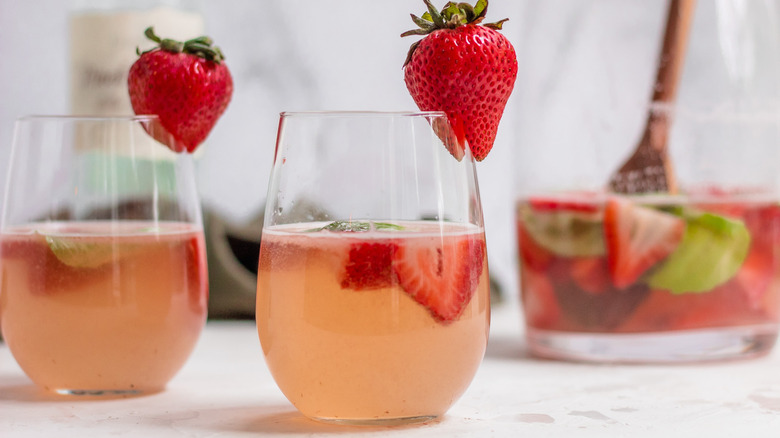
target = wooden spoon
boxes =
[608,0,697,194]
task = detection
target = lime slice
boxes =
[520,206,605,257]
[648,211,751,294]
[45,235,118,269]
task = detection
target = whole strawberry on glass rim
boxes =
[402,0,517,161]
[128,27,233,153]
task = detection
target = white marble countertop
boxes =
[2,304,780,437]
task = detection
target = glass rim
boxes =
[16,114,161,123]
[279,110,448,119]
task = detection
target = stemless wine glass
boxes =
[0,116,208,396]
[256,111,490,425]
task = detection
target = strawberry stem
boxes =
[137,27,226,64]
[144,27,162,43]
[160,39,184,53]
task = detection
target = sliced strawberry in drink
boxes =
[618,289,682,333]
[393,235,485,323]
[0,238,41,259]
[528,195,601,214]
[569,256,611,295]
[517,221,554,273]
[734,204,780,307]
[722,246,775,309]
[603,198,685,288]
[340,242,399,290]
[1,235,108,296]
[745,203,780,247]
[671,287,760,330]
[186,236,208,313]
[521,269,561,329]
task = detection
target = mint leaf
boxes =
[311,221,405,233]
[648,211,751,294]
[374,222,405,231]
[322,221,370,232]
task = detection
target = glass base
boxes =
[52,387,159,398]
[310,415,439,426]
[526,325,779,363]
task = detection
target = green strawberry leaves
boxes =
[402,0,502,38]
[137,27,225,64]
[402,0,508,65]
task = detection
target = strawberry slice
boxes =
[671,287,759,330]
[528,195,601,214]
[393,235,485,323]
[186,236,208,313]
[603,198,685,288]
[0,235,109,296]
[569,256,611,295]
[745,203,780,247]
[521,269,561,329]
[516,221,554,273]
[340,242,399,290]
[724,247,775,309]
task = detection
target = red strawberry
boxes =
[671,288,758,330]
[521,269,561,329]
[0,236,107,296]
[708,236,776,311]
[186,235,209,313]
[393,235,485,323]
[517,221,554,273]
[128,27,233,153]
[614,289,680,333]
[603,198,685,288]
[402,0,517,161]
[569,256,611,295]
[340,242,399,290]
[731,250,774,308]
[528,195,601,214]
[745,203,780,247]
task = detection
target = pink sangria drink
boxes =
[517,191,780,362]
[257,220,490,423]
[0,221,208,394]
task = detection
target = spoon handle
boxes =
[652,0,697,104]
